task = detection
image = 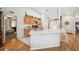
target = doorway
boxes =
[4,15,17,42]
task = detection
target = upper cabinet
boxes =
[24,14,42,26]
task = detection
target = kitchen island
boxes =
[30,29,61,50]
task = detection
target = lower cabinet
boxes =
[24,29,31,37]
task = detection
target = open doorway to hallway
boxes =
[4,15,17,43]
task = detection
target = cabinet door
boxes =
[24,29,31,37]
[24,16,32,24]
[24,16,28,24]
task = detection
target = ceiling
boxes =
[31,7,79,19]
[60,7,79,16]
[32,7,59,19]
[2,7,79,19]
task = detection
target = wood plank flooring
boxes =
[0,33,79,51]
[0,33,30,51]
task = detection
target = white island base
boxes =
[30,30,61,50]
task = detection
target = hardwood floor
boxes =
[0,33,30,51]
[0,33,79,51]
[3,38,30,51]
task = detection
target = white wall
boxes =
[62,16,75,34]
[2,7,41,39]
[15,8,41,39]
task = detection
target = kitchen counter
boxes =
[30,29,61,50]
[30,29,60,34]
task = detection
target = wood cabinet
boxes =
[24,15,42,38]
[37,19,42,26]
[24,16,42,25]
[24,29,31,37]
[24,16,29,24]
[24,16,34,24]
